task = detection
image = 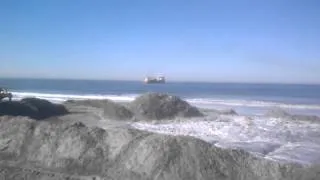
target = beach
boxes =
[2,0,320,178]
[0,78,320,179]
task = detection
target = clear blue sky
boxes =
[1,0,319,83]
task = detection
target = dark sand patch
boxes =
[0,98,68,120]
[129,93,203,120]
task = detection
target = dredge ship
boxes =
[144,76,166,84]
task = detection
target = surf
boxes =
[11,91,320,111]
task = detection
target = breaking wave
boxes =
[11,91,320,110]
[187,98,320,110]
[12,91,137,103]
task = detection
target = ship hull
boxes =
[145,80,165,84]
[144,76,166,84]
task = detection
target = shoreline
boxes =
[1,94,320,179]
[7,90,320,117]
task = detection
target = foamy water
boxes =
[188,98,320,110]
[12,91,320,114]
[131,114,320,165]
[12,91,137,102]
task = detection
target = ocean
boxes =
[1,78,320,116]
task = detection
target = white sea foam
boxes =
[12,91,137,103]
[187,98,320,110]
[131,115,320,165]
[11,91,320,111]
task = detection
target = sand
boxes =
[0,93,319,180]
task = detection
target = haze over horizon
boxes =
[1,0,320,84]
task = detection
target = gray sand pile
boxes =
[64,99,133,120]
[0,98,68,120]
[266,108,320,123]
[64,93,203,121]
[129,93,203,120]
[1,96,319,179]
[0,116,319,180]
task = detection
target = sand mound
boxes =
[0,117,319,180]
[266,108,320,123]
[130,93,203,120]
[21,98,68,119]
[0,98,68,120]
[65,99,133,120]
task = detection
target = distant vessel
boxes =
[144,76,166,84]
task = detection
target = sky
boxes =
[0,0,320,83]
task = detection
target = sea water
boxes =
[1,78,320,116]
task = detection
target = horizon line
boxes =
[0,76,319,86]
